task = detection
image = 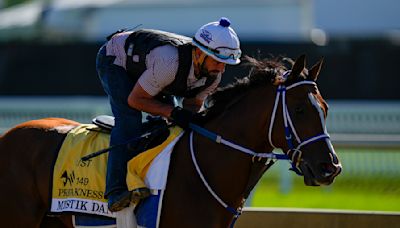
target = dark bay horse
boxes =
[0,55,341,227]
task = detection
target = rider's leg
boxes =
[96,44,150,212]
[106,103,149,212]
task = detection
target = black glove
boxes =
[170,107,194,129]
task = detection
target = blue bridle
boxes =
[270,82,330,175]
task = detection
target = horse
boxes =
[0,55,341,228]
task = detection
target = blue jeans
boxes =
[96,44,143,195]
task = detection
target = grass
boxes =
[250,147,400,212]
[251,178,400,211]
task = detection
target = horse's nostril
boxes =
[323,171,333,177]
[321,163,339,178]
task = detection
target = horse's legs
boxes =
[0,171,45,227]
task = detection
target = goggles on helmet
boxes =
[193,37,241,61]
[213,47,242,60]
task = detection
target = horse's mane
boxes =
[202,55,300,119]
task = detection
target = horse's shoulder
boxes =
[5,118,80,136]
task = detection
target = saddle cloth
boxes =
[50,124,183,219]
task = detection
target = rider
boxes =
[96,17,242,212]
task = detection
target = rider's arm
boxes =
[128,82,174,118]
[127,45,178,117]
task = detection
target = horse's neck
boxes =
[192,86,276,203]
[161,132,245,227]
[161,86,276,227]
[205,86,275,153]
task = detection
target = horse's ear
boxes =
[308,57,324,81]
[288,54,306,81]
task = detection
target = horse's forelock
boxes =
[244,56,290,85]
[241,56,305,88]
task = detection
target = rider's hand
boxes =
[170,107,194,129]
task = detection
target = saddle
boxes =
[92,115,171,154]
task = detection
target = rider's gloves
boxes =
[170,107,194,129]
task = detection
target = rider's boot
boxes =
[107,187,150,212]
[105,146,150,212]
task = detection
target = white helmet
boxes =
[193,17,241,65]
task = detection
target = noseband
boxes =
[187,80,330,227]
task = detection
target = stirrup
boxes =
[108,190,132,212]
[130,187,151,205]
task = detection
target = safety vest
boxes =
[119,29,216,98]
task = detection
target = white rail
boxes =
[0,98,399,147]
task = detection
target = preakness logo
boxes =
[61,170,75,186]
[60,169,90,187]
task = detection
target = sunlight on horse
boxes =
[0,55,341,228]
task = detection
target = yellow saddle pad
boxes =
[51,124,112,217]
[50,124,182,217]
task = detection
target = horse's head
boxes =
[268,55,342,186]
[203,54,341,186]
